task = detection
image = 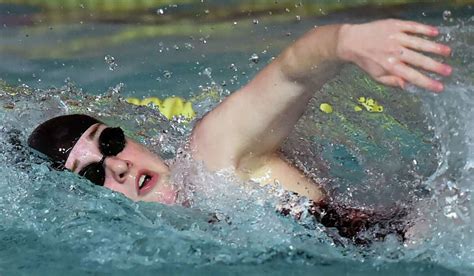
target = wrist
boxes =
[336,24,355,62]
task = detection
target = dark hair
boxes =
[28,114,101,169]
[278,197,409,245]
[308,200,408,245]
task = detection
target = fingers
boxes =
[397,33,451,57]
[395,20,439,36]
[389,20,452,92]
[377,76,406,89]
[391,62,444,92]
[399,48,452,76]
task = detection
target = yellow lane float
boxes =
[126,96,195,120]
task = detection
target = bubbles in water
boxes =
[104,55,118,71]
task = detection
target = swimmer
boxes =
[28,19,452,242]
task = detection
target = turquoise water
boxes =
[0,2,473,275]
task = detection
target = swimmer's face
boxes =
[65,123,177,204]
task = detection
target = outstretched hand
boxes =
[336,19,452,92]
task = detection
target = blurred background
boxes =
[0,0,472,98]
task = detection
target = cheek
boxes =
[122,142,148,161]
[122,142,167,169]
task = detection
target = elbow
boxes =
[279,46,304,83]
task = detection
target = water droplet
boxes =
[203,67,212,78]
[109,82,124,95]
[163,70,172,79]
[104,55,118,71]
[249,53,259,64]
[444,32,453,42]
[229,63,237,72]
[442,10,452,21]
[184,43,194,49]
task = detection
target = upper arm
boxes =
[190,25,342,171]
[190,62,308,170]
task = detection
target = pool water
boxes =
[0,1,473,275]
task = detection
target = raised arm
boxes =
[191,19,452,172]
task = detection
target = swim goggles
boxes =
[78,127,126,186]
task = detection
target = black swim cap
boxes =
[28,114,102,169]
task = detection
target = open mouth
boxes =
[136,170,159,196]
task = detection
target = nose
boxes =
[104,156,131,183]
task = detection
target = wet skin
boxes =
[64,20,452,206]
[65,123,178,204]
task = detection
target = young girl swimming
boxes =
[28,19,452,243]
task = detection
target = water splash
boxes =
[0,19,473,276]
[104,55,118,71]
